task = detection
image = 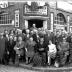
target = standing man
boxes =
[30,24,37,31]
[0,33,6,64]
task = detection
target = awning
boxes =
[23,16,49,20]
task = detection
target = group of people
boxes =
[0,24,72,67]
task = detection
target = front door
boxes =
[28,19,43,29]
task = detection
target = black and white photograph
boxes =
[0,0,72,72]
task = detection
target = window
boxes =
[0,13,12,25]
[54,13,66,25]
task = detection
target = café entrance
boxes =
[28,19,43,29]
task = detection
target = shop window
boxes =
[0,12,12,25]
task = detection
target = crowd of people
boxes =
[0,24,72,67]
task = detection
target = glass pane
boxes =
[0,13,12,25]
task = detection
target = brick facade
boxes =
[0,1,72,32]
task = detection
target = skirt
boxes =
[48,52,56,59]
[26,51,34,58]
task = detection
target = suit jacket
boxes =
[35,42,48,54]
[24,34,31,42]
[32,34,39,43]
[44,34,52,45]
[0,37,6,59]
[7,40,16,53]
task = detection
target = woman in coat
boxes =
[25,37,36,64]
[14,36,26,65]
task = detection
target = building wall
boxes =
[0,2,72,32]
[50,8,72,32]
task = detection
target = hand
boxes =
[25,48,27,52]
[7,51,9,54]
[39,48,44,51]
[14,47,19,50]
[17,48,20,49]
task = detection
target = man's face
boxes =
[30,37,33,41]
[18,37,22,41]
[33,24,35,27]
[5,30,8,34]
[63,38,66,42]
[9,36,13,40]
[40,38,44,42]
[26,30,29,34]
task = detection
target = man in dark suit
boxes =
[0,33,6,64]
[34,37,47,66]
[6,36,16,64]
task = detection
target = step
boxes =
[19,63,72,72]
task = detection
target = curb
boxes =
[19,63,72,72]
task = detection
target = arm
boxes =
[18,42,25,49]
[63,43,69,51]
[54,45,57,53]
[14,42,19,50]
[57,43,62,51]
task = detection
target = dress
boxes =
[48,44,57,59]
[26,40,36,58]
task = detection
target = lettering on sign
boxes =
[24,5,48,15]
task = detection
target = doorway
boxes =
[28,19,43,29]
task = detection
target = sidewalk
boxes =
[19,62,72,72]
[3,62,72,72]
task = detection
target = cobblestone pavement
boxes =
[0,64,39,72]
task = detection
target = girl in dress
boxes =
[48,40,57,65]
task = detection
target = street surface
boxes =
[1,64,72,72]
[0,64,39,72]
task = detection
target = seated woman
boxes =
[14,36,26,65]
[48,40,57,66]
[25,37,36,64]
[57,38,69,67]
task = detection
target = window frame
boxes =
[0,13,12,25]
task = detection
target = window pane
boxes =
[0,13,12,25]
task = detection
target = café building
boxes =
[0,1,72,32]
